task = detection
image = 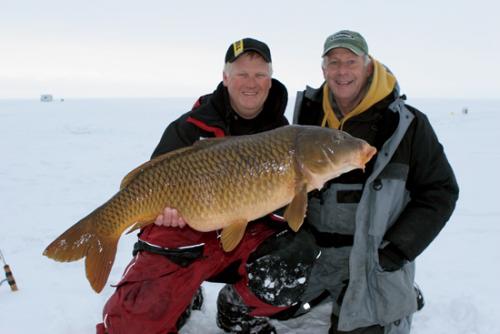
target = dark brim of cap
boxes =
[235,49,270,63]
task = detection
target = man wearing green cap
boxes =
[287,30,459,333]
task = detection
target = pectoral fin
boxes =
[220,220,248,252]
[284,183,308,232]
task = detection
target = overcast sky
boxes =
[1,0,499,99]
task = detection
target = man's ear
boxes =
[222,71,229,87]
[367,59,374,76]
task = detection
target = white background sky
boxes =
[1,0,499,99]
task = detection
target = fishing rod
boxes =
[0,249,18,291]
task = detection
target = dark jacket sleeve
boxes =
[278,115,290,127]
[384,110,459,261]
[150,114,201,159]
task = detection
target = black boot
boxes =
[246,228,319,307]
[216,285,277,334]
[415,283,425,311]
[176,287,204,330]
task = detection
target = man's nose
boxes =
[337,62,350,74]
[245,76,258,87]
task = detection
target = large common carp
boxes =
[43,125,376,292]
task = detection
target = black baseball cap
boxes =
[225,38,272,63]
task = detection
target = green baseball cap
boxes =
[322,30,369,56]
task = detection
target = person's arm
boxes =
[382,111,459,263]
[151,115,201,159]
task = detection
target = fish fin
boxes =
[43,218,93,262]
[120,145,199,189]
[220,220,248,252]
[192,136,230,148]
[43,212,118,293]
[120,137,230,189]
[284,183,308,232]
[85,235,118,293]
[126,219,155,234]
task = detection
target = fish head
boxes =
[297,126,377,190]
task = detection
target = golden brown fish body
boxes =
[43,125,376,292]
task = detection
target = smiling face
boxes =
[322,48,373,115]
[223,52,272,119]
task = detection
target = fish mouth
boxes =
[358,143,377,171]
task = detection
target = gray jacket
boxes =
[338,98,415,330]
[294,86,458,332]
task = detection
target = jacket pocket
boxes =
[311,183,362,234]
[371,260,417,324]
[115,251,180,287]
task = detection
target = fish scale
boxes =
[43,125,377,292]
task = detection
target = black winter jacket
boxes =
[151,79,288,158]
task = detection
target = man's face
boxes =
[223,53,272,119]
[322,48,373,108]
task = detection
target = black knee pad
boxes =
[246,228,320,306]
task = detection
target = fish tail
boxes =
[43,213,118,293]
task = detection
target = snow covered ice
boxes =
[0,97,499,333]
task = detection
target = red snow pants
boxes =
[96,220,286,334]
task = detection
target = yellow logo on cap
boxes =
[233,40,244,58]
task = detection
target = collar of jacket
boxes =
[321,58,397,130]
[189,78,288,135]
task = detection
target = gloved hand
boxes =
[378,242,408,272]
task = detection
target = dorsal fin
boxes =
[120,145,195,189]
[120,137,230,189]
[192,136,231,148]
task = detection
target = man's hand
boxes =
[154,207,187,228]
[378,242,408,272]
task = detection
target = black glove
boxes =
[378,242,408,272]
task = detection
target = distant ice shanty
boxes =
[40,94,53,102]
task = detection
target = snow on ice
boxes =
[0,98,499,333]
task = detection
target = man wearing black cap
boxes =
[285,29,458,333]
[96,38,301,334]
